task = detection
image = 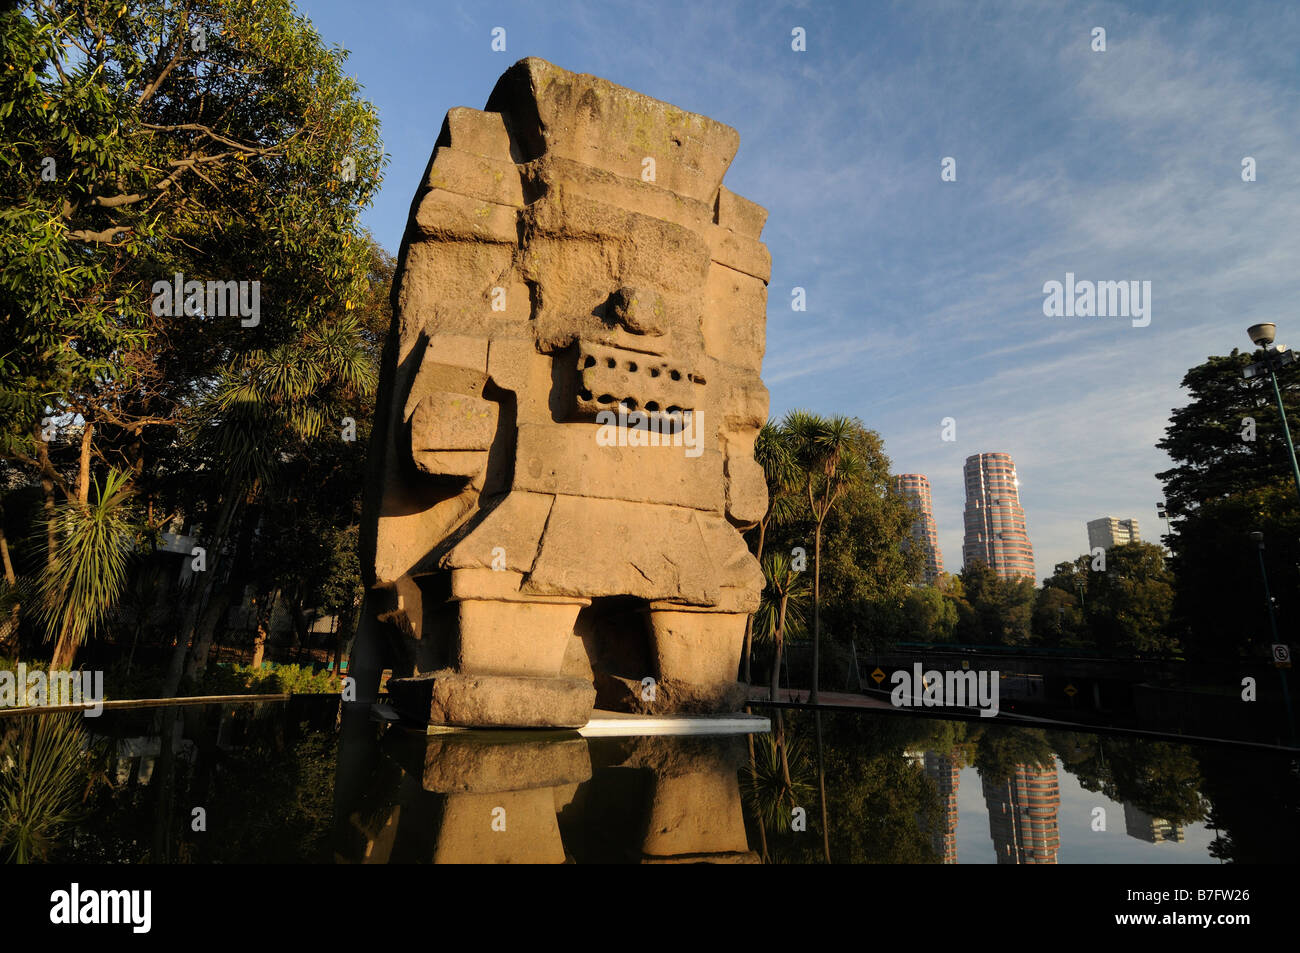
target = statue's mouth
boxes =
[573,340,704,417]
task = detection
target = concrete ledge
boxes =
[0,693,291,719]
[577,710,769,737]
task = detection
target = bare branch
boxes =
[67,225,132,243]
[91,193,147,208]
[141,121,297,156]
[135,10,188,106]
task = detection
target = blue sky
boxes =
[298,0,1300,582]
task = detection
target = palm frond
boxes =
[33,469,137,656]
[0,714,89,863]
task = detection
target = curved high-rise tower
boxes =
[961,452,1035,581]
[894,474,944,585]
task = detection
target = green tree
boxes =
[756,551,808,700]
[1086,542,1177,656]
[1156,350,1300,657]
[1,0,385,670]
[1032,584,1086,646]
[762,421,920,661]
[955,560,1034,645]
[783,412,868,702]
[37,467,137,669]
[742,420,801,684]
[900,585,959,643]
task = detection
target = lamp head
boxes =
[1248,323,1277,347]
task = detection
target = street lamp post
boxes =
[1156,501,1172,550]
[1245,323,1300,505]
[1250,531,1296,745]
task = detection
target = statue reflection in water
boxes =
[334,705,758,864]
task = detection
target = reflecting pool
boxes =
[0,699,1294,863]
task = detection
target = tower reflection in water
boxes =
[981,762,1061,864]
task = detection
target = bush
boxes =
[196,662,340,697]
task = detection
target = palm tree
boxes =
[757,550,808,701]
[743,420,801,684]
[783,411,866,704]
[38,468,136,670]
[165,316,377,693]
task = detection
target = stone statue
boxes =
[358,58,770,728]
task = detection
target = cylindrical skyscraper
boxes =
[961,452,1035,581]
[894,473,944,584]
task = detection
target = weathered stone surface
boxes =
[511,425,725,511]
[389,671,597,729]
[575,736,759,863]
[434,790,569,864]
[596,671,749,715]
[420,734,591,794]
[426,147,525,208]
[359,58,769,727]
[456,596,587,675]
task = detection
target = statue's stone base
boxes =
[594,672,749,714]
[388,671,596,729]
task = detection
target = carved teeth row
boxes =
[574,341,701,418]
[575,390,687,414]
[579,352,703,385]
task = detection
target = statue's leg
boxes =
[456,596,584,677]
[645,603,749,712]
[388,570,594,728]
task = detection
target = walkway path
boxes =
[747,687,894,710]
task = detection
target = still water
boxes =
[0,699,1294,863]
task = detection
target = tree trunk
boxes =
[770,593,788,701]
[290,591,309,662]
[77,422,94,504]
[251,623,268,670]
[810,520,823,704]
[333,600,356,675]
[50,631,78,670]
[41,474,56,569]
[0,505,19,653]
[183,588,233,684]
[163,480,241,696]
[742,519,770,685]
